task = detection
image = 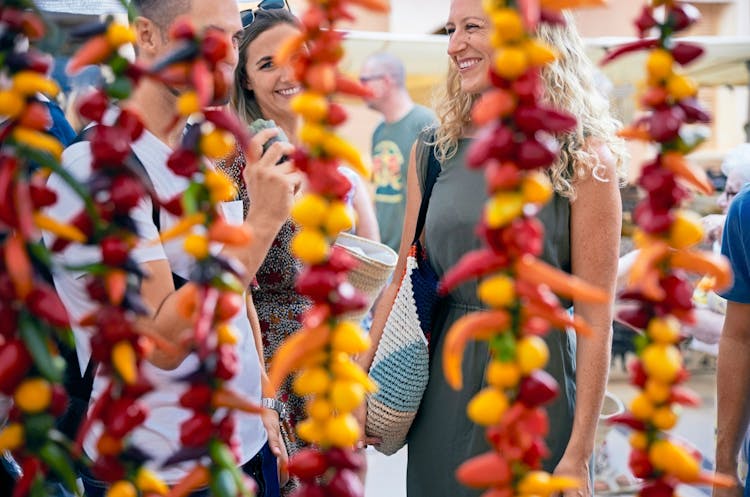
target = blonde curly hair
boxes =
[432,11,627,199]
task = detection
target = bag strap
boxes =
[411,141,441,245]
[71,126,189,290]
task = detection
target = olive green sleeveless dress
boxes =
[406,135,577,497]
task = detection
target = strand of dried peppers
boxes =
[145,18,267,497]
[604,2,734,496]
[438,1,613,496]
[265,1,388,496]
[0,3,97,496]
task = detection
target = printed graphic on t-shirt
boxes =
[372,139,405,204]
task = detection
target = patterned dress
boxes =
[216,151,311,466]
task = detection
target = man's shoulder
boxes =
[727,185,750,226]
[411,104,436,122]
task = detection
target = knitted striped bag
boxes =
[366,144,441,456]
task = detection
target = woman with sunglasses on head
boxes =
[357,1,627,496]
[217,6,379,494]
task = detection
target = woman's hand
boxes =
[553,455,591,497]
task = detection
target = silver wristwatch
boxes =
[262,397,286,419]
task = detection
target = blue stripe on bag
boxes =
[369,341,430,412]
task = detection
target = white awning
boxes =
[35,0,127,15]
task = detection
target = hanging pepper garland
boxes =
[1,3,268,496]
[437,0,624,496]
[0,3,117,496]
[263,0,389,496]
[603,2,734,496]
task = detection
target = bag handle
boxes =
[411,141,441,245]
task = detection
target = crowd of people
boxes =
[1,0,749,496]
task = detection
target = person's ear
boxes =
[133,16,162,60]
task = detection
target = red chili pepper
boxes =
[25,284,70,328]
[29,180,57,209]
[648,106,685,143]
[101,236,130,266]
[669,385,701,407]
[326,103,348,126]
[668,3,701,31]
[640,478,676,497]
[167,148,201,178]
[104,398,147,438]
[180,383,214,410]
[607,412,647,431]
[91,455,126,482]
[671,42,704,66]
[334,74,372,99]
[204,109,250,152]
[439,249,510,295]
[77,89,109,122]
[515,106,577,135]
[600,38,659,65]
[326,468,365,497]
[288,448,329,481]
[191,58,212,108]
[515,137,558,170]
[634,5,657,36]
[518,369,559,408]
[91,126,131,167]
[0,156,19,228]
[169,17,196,40]
[296,268,341,301]
[19,100,52,130]
[0,339,33,394]
[202,29,229,65]
[12,456,42,497]
[677,98,711,124]
[180,412,215,447]
[466,124,514,168]
[326,447,365,471]
[215,344,239,381]
[522,438,549,469]
[628,360,649,388]
[116,108,145,141]
[629,448,654,479]
[455,451,512,489]
[109,174,146,213]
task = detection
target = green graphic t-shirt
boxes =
[371,105,436,252]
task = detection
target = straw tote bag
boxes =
[334,232,398,323]
[365,144,441,455]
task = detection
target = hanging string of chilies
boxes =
[265,0,388,496]
[1,1,271,496]
[602,2,735,495]
[437,0,623,495]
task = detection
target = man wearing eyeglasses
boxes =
[42,0,299,496]
[360,52,436,253]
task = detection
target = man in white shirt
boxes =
[42,1,301,495]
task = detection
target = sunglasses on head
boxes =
[241,0,291,28]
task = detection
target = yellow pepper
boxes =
[516,336,549,374]
[642,343,683,383]
[523,39,558,67]
[646,49,673,82]
[666,74,697,100]
[521,171,553,205]
[0,423,24,452]
[106,23,136,48]
[177,91,201,117]
[33,213,87,243]
[135,467,169,495]
[12,71,59,98]
[291,193,329,229]
[12,127,63,159]
[494,46,529,80]
[490,9,525,43]
[200,129,236,160]
[321,134,371,178]
[477,273,516,308]
[291,92,329,122]
[325,414,360,447]
[158,213,206,243]
[14,378,52,413]
[324,200,354,236]
[0,90,26,119]
[184,233,210,259]
[106,480,137,497]
[293,367,331,396]
[329,380,365,412]
[669,210,703,249]
[485,191,524,228]
[291,229,330,265]
[649,439,700,481]
[331,321,370,354]
[112,341,138,385]
[467,386,508,426]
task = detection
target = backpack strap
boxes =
[71,126,188,290]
